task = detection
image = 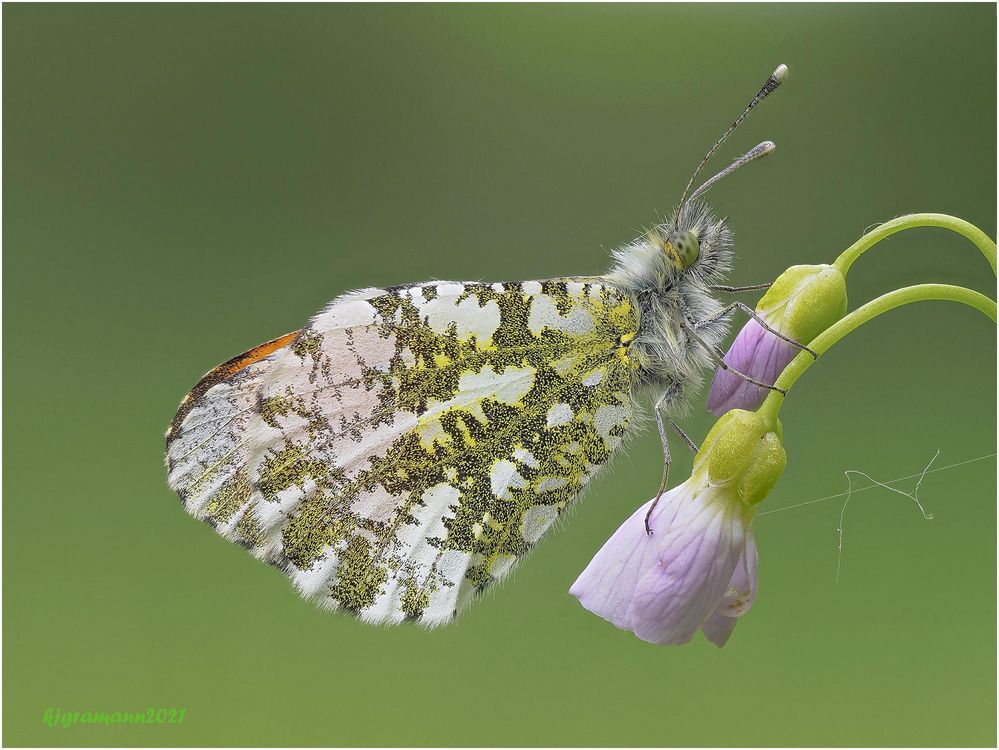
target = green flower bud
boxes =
[757,264,848,343]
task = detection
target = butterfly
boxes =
[165,64,808,626]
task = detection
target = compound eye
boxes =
[670,231,700,268]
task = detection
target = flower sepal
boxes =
[757,263,848,343]
[694,408,787,505]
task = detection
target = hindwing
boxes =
[166,279,639,625]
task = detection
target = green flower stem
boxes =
[832,214,997,276]
[757,283,997,423]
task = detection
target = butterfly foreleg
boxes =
[695,301,819,359]
[680,318,788,396]
[709,282,773,293]
[644,393,700,536]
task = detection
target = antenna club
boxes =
[673,65,789,225]
[686,141,780,204]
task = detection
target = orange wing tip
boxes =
[166,330,301,442]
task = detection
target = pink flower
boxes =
[570,483,757,646]
[570,409,784,647]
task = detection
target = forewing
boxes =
[166,280,639,626]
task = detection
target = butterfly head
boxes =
[641,199,730,280]
[666,230,700,270]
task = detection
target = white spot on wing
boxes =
[312,299,379,333]
[490,459,527,500]
[528,295,594,335]
[395,483,461,548]
[594,404,629,448]
[546,403,574,427]
[350,485,402,525]
[513,447,540,469]
[421,295,501,345]
[290,547,342,600]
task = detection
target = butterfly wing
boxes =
[166,280,639,626]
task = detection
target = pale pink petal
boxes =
[702,611,739,647]
[701,532,759,647]
[625,493,748,645]
[717,531,758,617]
[569,486,686,630]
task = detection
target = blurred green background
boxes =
[4,4,995,747]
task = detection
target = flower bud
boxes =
[707,264,847,415]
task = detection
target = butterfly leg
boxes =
[667,413,699,455]
[645,394,700,535]
[709,282,773,293]
[681,319,788,395]
[697,301,819,359]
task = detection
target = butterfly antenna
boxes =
[674,63,788,224]
[687,141,776,204]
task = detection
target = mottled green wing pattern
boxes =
[166,279,639,625]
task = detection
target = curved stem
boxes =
[757,284,997,422]
[833,214,997,276]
